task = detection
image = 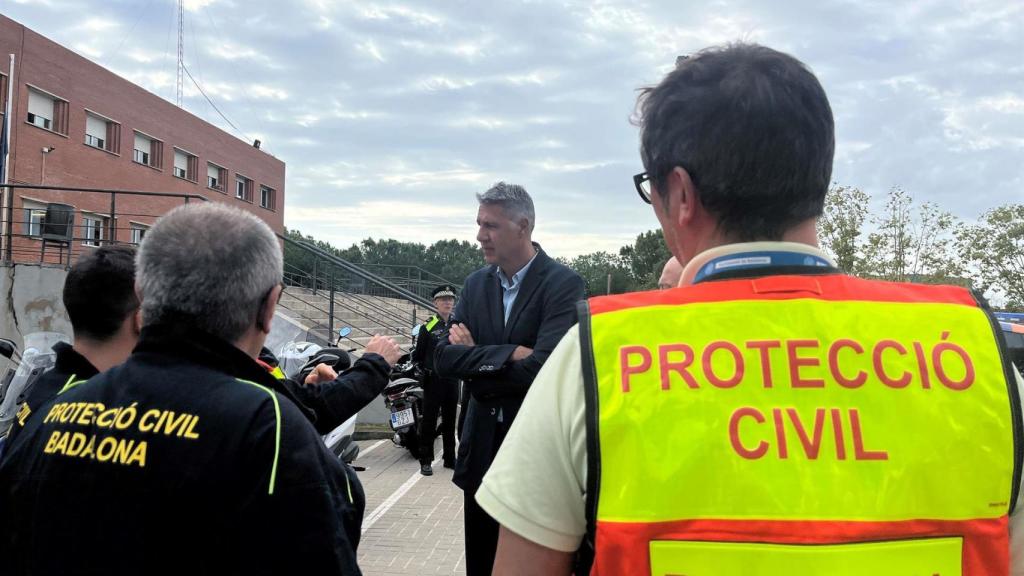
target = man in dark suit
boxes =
[435,181,585,576]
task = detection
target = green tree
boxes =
[619,229,672,290]
[561,252,634,297]
[958,204,1024,308]
[425,239,486,286]
[358,238,427,267]
[818,185,870,274]
[860,188,963,284]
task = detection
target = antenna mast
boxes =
[176,0,184,107]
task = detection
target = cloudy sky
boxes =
[3,0,1022,257]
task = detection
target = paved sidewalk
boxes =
[355,438,467,576]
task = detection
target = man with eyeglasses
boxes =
[477,43,1024,575]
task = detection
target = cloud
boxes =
[355,5,445,27]
[355,39,386,63]
[529,159,614,173]
[184,0,219,12]
[250,85,290,101]
[76,17,118,32]
[206,41,278,68]
[2,0,1019,260]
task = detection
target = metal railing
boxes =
[279,235,457,347]
[1,183,207,265]
[357,263,458,301]
[282,261,418,340]
[0,183,454,351]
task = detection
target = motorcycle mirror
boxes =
[338,327,352,338]
[0,339,15,360]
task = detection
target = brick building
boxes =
[0,14,284,264]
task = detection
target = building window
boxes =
[207,162,227,192]
[26,86,68,135]
[0,74,7,117]
[84,111,120,154]
[82,214,107,247]
[27,90,51,130]
[259,185,276,210]
[130,223,148,244]
[21,199,47,237]
[235,175,253,202]
[173,148,198,181]
[133,131,163,169]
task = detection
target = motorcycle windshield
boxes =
[0,332,70,429]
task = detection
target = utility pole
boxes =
[176,0,184,107]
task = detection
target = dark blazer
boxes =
[435,245,585,491]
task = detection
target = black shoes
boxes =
[443,458,455,469]
[420,463,433,476]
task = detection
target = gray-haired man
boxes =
[0,203,380,575]
[434,182,585,575]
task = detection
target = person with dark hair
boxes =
[435,181,585,575]
[7,244,140,439]
[412,284,460,476]
[0,203,395,575]
[480,43,1024,574]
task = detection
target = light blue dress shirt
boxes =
[497,251,539,325]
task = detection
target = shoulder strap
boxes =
[574,299,600,575]
[971,289,1024,513]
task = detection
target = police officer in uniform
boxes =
[412,284,459,475]
[0,204,395,575]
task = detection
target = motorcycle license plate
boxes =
[390,408,415,429]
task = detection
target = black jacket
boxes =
[435,246,585,490]
[279,353,392,435]
[412,314,459,387]
[6,342,98,444]
[413,314,449,374]
[0,322,364,576]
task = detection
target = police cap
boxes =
[432,285,456,299]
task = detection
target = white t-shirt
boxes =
[476,244,1024,572]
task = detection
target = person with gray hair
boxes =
[0,203,374,575]
[434,181,585,575]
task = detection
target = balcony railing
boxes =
[1,183,207,266]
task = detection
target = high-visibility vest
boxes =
[576,273,1021,576]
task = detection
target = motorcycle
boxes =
[0,332,69,439]
[274,324,361,465]
[382,351,426,459]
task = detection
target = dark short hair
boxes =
[63,244,140,341]
[637,43,835,240]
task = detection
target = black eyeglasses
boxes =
[633,172,652,204]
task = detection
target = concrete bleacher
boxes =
[277,286,435,351]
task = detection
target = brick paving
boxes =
[355,438,467,576]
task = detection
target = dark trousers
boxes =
[419,375,458,464]
[464,487,500,576]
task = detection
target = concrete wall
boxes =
[0,262,72,349]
